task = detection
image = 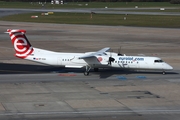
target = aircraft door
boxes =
[123,61,129,68]
[57,57,62,65]
[129,61,137,68]
[137,61,148,69]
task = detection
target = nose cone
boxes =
[165,63,173,70]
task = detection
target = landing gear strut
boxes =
[84,65,91,76]
[162,71,166,75]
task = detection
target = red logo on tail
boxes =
[7,29,34,58]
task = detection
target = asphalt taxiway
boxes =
[0,21,180,120]
[0,72,180,120]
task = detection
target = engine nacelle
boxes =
[96,56,109,65]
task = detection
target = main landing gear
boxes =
[84,67,99,76]
[84,65,91,76]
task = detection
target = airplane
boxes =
[6,29,173,75]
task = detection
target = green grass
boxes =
[0,2,180,9]
[119,9,180,12]
[1,12,180,28]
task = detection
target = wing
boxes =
[79,47,110,59]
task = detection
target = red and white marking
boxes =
[8,29,34,58]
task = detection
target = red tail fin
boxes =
[7,29,34,59]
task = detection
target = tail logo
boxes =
[14,36,28,53]
[8,29,34,58]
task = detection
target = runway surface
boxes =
[0,21,180,119]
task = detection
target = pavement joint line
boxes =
[1,109,180,116]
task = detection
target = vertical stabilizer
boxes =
[7,29,34,59]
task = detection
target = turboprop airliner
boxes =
[6,29,173,75]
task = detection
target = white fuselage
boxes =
[25,48,173,71]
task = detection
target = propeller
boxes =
[108,57,115,65]
[118,46,123,56]
[108,49,115,65]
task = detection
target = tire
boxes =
[84,71,89,76]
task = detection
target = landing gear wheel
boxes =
[84,71,89,76]
[162,71,166,75]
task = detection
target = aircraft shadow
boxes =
[0,63,66,74]
[0,63,178,78]
[93,68,179,78]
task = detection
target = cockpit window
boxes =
[159,60,163,62]
[154,60,164,63]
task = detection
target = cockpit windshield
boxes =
[154,59,164,63]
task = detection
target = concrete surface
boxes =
[0,21,179,120]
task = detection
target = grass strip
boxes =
[0,12,180,28]
[0,2,180,9]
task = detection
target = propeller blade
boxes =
[108,57,115,65]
